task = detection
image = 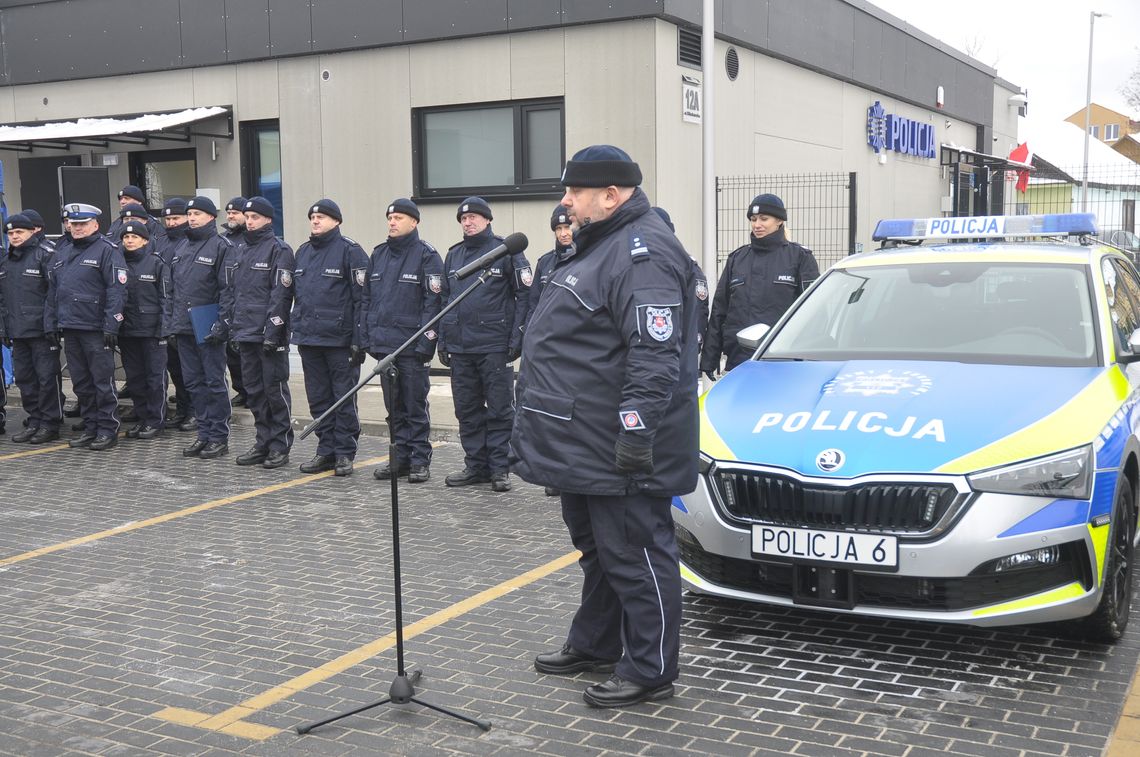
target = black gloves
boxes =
[414,352,433,364]
[507,345,521,362]
[438,350,451,368]
[166,334,177,347]
[614,434,654,475]
[702,369,719,383]
[103,332,118,350]
[262,340,278,355]
[349,345,366,366]
[204,332,224,346]
[45,332,60,348]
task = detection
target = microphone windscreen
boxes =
[503,231,529,254]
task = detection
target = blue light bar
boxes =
[872,213,1098,242]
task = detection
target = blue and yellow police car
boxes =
[679,213,1138,640]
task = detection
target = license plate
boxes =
[752,525,898,568]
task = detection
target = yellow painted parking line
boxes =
[0,453,391,568]
[154,549,582,739]
[0,443,70,461]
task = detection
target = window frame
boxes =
[239,119,284,236]
[411,97,565,203]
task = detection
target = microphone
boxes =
[454,232,528,279]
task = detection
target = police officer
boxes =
[524,204,572,327]
[221,196,294,469]
[166,196,234,460]
[221,196,248,408]
[291,199,368,477]
[2,213,63,443]
[156,198,194,429]
[45,203,127,451]
[700,193,818,379]
[512,145,697,708]
[653,206,710,352]
[362,198,443,483]
[22,209,56,253]
[438,196,531,492]
[107,186,162,241]
[117,222,170,439]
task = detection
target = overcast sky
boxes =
[867,0,1140,128]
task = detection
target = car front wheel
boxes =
[1078,478,1135,642]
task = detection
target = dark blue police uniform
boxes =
[155,215,192,423]
[108,213,164,247]
[45,232,127,439]
[523,246,564,330]
[0,232,63,435]
[119,241,171,433]
[512,181,697,700]
[291,225,368,461]
[166,221,233,445]
[220,219,247,404]
[361,227,443,469]
[439,226,531,479]
[220,224,295,457]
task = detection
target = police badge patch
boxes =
[427,274,442,294]
[520,267,533,287]
[116,269,128,285]
[619,410,646,430]
[425,329,437,340]
[353,268,366,287]
[645,306,673,341]
[696,279,708,301]
[280,270,293,287]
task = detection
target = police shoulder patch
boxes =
[427,274,443,294]
[645,305,674,341]
[619,410,646,431]
[116,268,128,285]
[353,267,366,287]
[629,228,649,260]
[696,278,708,301]
[279,269,293,287]
[519,267,533,287]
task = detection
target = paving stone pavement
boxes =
[1,409,1139,756]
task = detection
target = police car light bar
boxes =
[872,213,1098,242]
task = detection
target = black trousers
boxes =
[449,351,513,474]
[119,336,168,429]
[238,342,293,454]
[561,491,681,688]
[227,341,245,398]
[176,336,230,443]
[298,345,360,458]
[166,341,191,415]
[12,337,62,430]
[377,353,432,467]
[64,329,118,436]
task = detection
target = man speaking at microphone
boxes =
[438,197,531,492]
[511,145,698,708]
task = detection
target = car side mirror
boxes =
[1124,329,1140,363]
[736,323,771,352]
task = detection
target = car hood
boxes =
[700,360,1124,477]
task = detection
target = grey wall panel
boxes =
[179,0,229,67]
[268,0,313,56]
[662,0,699,27]
[506,0,561,30]
[766,0,854,80]
[224,1,272,61]
[4,0,182,83]
[311,0,403,50]
[876,24,907,100]
[850,8,880,88]
[403,0,507,40]
[562,0,660,25]
[719,0,768,46]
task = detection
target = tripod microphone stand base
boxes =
[295,668,492,734]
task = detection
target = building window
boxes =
[240,120,283,236]
[412,98,564,201]
[129,148,197,216]
[1105,123,1121,141]
[1089,125,1100,139]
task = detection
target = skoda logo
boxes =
[816,448,845,473]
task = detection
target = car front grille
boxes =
[711,468,963,533]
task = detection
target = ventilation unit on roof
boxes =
[678,27,701,69]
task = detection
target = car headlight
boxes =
[967,445,1093,499]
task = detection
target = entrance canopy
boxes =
[0,106,232,152]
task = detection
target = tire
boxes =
[1079,479,1135,642]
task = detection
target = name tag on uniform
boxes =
[80,258,100,267]
[195,256,215,265]
[22,268,41,277]
[322,268,341,277]
[138,274,156,282]
[251,262,270,270]
[400,273,419,283]
[489,267,503,277]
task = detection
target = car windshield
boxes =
[762,261,1098,367]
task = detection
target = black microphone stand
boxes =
[296,269,495,735]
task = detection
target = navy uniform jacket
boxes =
[290,226,368,348]
[511,188,699,497]
[691,257,711,349]
[121,245,172,338]
[45,234,127,334]
[220,225,295,345]
[438,227,531,354]
[155,224,187,266]
[522,246,564,331]
[0,236,55,339]
[701,230,818,370]
[361,228,443,357]
[165,225,233,337]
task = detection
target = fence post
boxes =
[848,172,857,255]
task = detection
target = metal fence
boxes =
[716,172,856,274]
[997,161,1140,252]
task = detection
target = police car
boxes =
[678,213,1139,640]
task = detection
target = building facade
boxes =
[0,0,1020,263]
